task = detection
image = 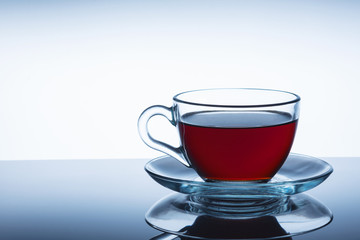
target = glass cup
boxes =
[138,88,300,182]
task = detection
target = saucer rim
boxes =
[145,153,333,188]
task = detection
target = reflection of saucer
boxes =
[146,193,333,240]
[145,153,333,198]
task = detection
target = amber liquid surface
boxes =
[178,111,298,181]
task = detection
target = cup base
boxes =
[203,178,269,183]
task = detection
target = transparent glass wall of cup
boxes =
[138,88,300,182]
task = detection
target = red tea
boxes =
[178,111,298,181]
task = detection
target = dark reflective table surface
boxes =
[0,157,358,239]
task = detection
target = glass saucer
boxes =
[146,193,333,239]
[145,153,333,198]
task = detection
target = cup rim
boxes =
[173,88,301,108]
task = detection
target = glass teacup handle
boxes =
[138,105,190,167]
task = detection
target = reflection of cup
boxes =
[150,216,292,240]
[138,88,300,182]
[181,215,292,240]
[147,193,333,240]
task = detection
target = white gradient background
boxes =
[0,0,359,160]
